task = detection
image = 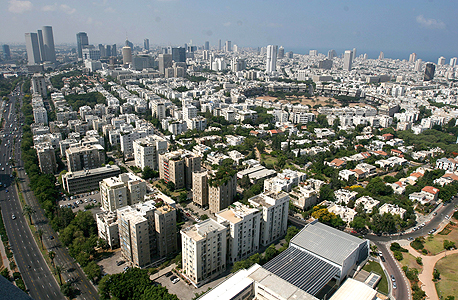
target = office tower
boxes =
[424,63,435,81]
[233,44,238,53]
[409,53,417,63]
[378,51,384,60]
[328,49,336,59]
[343,50,352,71]
[216,202,261,262]
[208,172,237,214]
[415,59,422,72]
[31,74,47,98]
[286,51,293,59]
[437,56,446,65]
[42,26,56,62]
[36,143,57,174]
[25,33,41,65]
[105,45,112,57]
[309,50,317,56]
[225,40,231,52]
[144,38,149,50]
[181,219,228,286]
[171,47,186,62]
[218,39,221,51]
[76,32,89,59]
[277,46,285,59]
[158,53,172,74]
[125,39,133,49]
[98,44,106,57]
[352,48,357,61]
[248,191,289,247]
[158,150,201,190]
[192,170,208,208]
[318,59,333,70]
[450,57,457,67]
[100,173,147,211]
[132,55,154,70]
[111,44,117,57]
[122,46,132,64]
[133,135,168,170]
[265,45,278,73]
[37,30,46,61]
[204,41,209,50]
[82,48,101,61]
[2,45,10,60]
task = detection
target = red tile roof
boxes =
[422,186,439,195]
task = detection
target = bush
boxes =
[416,257,423,265]
[411,238,425,250]
[444,240,456,250]
[393,251,403,261]
[433,268,440,280]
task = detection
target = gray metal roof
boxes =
[263,246,339,296]
[290,221,366,266]
[0,276,33,300]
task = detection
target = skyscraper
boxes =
[42,26,56,62]
[277,46,285,59]
[158,54,173,74]
[37,30,46,61]
[414,59,422,72]
[204,41,209,50]
[112,44,117,57]
[265,45,278,73]
[76,32,89,59]
[171,47,186,63]
[144,38,149,51]
[218,39,221,51]
[352,48,357,61]
[25,33,41,65]
[343,50,352,71]
[225,41,231,52]
[125,39,133,49]
[328,49,337,59]
[122,46,132,64]
[98,44,106,57]
[450,57,457,67]
[105,45,112,57]
[409,53,417,63]
[424,63,435,81]
[378,51,384,60]
[437,56,446,65]
[2,45,11,60]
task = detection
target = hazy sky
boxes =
[2,0,458,60]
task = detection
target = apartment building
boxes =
[133,135,168,170]
[65,144,105,172]
[96,211,120,249]
[100,173,147,212]
[192,170,208,208]
[154,205,178,257]
[181,219,228,287]
[119,127,155,159]
[36,142,57,174]
[151,99,166,121]
[159,149,201,190]
[208,172,237,214]
[248,191,289,247]
[216,202,261,263]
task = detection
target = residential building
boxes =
[133,135,168,170]
[33,107,48,125]
[158,149,201,190]
[208,171,237,214]
[96,211,119,249]
[379,203,406,218]
[66,144,105,172]
[36,142,57,174]
[31,74,47,98]
[100,173,147,211]
[354,196,380,213]
[343,50,353,71]
[192,170,208,208]
[263,169,306,193]
[266,45,278,73]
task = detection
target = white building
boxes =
[354,196,380,213]
[379,203,406,218]
[100,173,147,212]
[263,169,307,193]
[133,135,168,170]
[266,45,278,73]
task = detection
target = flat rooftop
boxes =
[182,219,226,242]
[63,165,120,179]
[329,278,377,300]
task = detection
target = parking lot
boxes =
[58,190,102,215]
[97,249,129,275]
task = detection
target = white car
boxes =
[172,277,180,284]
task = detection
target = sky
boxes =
[1,0,458,61]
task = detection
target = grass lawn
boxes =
[435,253,458,299]
[363,261,389,295]
[423,223,458,255]
[262,155,278,166]
[399,252,423,273]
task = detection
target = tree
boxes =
[443,240,456,250]
[54,265,64,285]
[264,244,278,262]
[350,216,367,232]
[23,204,36,225]
[49,251,56,267]
[61,283,75,298]
[84,261,102,282]
[166,181,175,192]
[37,229,44,249]
[200,214,209,220]
[141,166,158,180]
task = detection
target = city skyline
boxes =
[1,0,458,61]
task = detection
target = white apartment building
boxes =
[151,99,166,120]
[248,191,289,247]
[120,127,155,158]
[181,219,228,287]
[33,107,48,124]
[354,196,380,213]
[96,211,119,249]
[334,189,358,205]
[133,135,168,170]
[100,173,147,212]
[216,202,261,263]
[263,169,306,193]
[183,104,198,120]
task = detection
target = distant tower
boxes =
[171,47,186,62]
[122,46,132,64]
[328,49,336,59]
[424,63,435,81]
[409,53,417,63]
[76,32,89,59]
[2,45,11,60]
[37,30,46,62]
[112,44,117,57]
[42,26,56,62]
[218,39,221,51]
[414,59,422,72]
[266,45,278,73]
[225,41,231,52]
[204,41,209,51]
[277,46,285,59]
[343,50,352,71]
[378,51,384,60]
[125,39,133,49]
[25,33,41,65]
[144,38,149,51]
[158,54,172,74]
[352,48,357,61]
[450,57,457,67]
[437,56,446,65]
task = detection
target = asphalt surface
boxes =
[0,87,64,299]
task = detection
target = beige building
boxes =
[100,173,147,212]
[192,170,208,208]
[66,143,105,172]
[96,211,119,249]
[216,202,261,263]
[248,191,289,247]
[154,205,178,257]
[133,135,168,170]
[159,150,201,190]
[208,172,237,214]
[181,219,228,287]
[36,142,57,174]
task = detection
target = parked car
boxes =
[380,256,385,262]
[116,261,125,266]
[165,271,173,277]
[170,275,177,282]
[390,275,395,282]
[172,277,180,284]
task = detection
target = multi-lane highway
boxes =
[0,86,64,299]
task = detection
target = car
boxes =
[407,237,414,241]
[11,214,16,220]
[392,282,397,289]
[123,266,130,272]
[380,256,385,262]
[5,189,8,193]
[390,275,395,282]
[116,261,125,266]
[170,275,177,282]
[27,265,31,269]
[165,271,173,277]
[172,277,180,284]
[49,235,54,240]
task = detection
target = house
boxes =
[329,158,346,168]
[434,173,458,187]
[379,203,406,218]
[409,192,427,204]
[349,168,366,180]
[421,186,440,202]
[390,181,406,194]
[382,133,394,140]
[391,149,404,157]
[354,196,380,213]
[339,169,357,181]
[328,204,357,224]
[436,157,458,172]
[334,189,358,205]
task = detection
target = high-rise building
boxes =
[277,46,285,59]
[265,45,278,73]
[133,135,168,170]
[409,53,417,63]
[159,150,201,190]
[25,32,41,65]
[343,50,353,71]
[328,49,337,59]
[218,39,221,51]
[33,107,48,124]
[36,142,57,174]
[378,51,384,60]
[438,56,446,65]
[415,59,422,72]
[309,50,317,56]
[66,144,105,172]
[286,51,293,59]
[225,40,231,52]
[318,59,333,70]
[41,26,56,62]
[125,39,133,49]
[31,74,47,98]
[122,46,132,64]
[76,32,89,59]
[208,171,237,214]
[192,170,208,208]
[352,48,357,61]
[82,48,101,61]
[158,53,172,75]
[111,44,117,57]
[171,47,186,63]
[181,219,228,286]
[144,38,149,51]
[2,45,11,60]
[100,173,147,211]
[204,41,209,50]
[37,30,46,61]
[450,57,457,67]
[98,44,106,57]
[105,45,112,57]
[151,99,166,120]
[424,63,435,81]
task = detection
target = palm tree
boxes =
[48,251,56,267]
[23,205,36,225]
[37,229,44,249]
[54,265,64,285]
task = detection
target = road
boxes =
[0,87,64,299]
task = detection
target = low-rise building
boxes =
[379,203,406,218]
[62,165,121,194]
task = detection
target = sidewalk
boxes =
[0,237,11,273]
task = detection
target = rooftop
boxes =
[182,219,226,242]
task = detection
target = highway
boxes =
[0,86,64,299]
